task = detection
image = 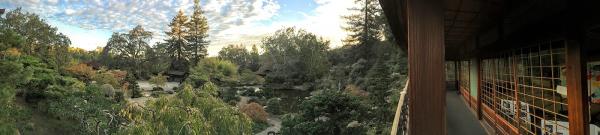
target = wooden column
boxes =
[566,41,589,135]
[406,0,446,134]
[455,61,460,92]
[476,58,482,120]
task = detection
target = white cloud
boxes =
[0,0,358,57]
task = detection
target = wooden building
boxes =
[381,0,600,134]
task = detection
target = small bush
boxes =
[151,87,163,91]
[240,102,268,123]
[266,98,282,115]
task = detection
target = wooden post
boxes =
[477,58,482,120]
[566,41,589,135]
[406,0,446,134]
[455,61,460,92]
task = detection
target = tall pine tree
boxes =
[186,0,210,65]
[165,10,189,71]
[343,0,385,60]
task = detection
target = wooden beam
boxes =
[406,0,446,134]
[379,0,407,51]
[566,41,589,135]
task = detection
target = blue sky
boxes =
[0,0,356,56]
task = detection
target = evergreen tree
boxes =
[364,59,393,132]
[126,73,142,98]
[249,44,260,71]
[186,0,210,65]
[165,10,189,71]
[343,0,385,60]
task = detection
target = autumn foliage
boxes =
[65,63,96,81]
[240,102,269,123]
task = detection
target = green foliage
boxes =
[281,90,367,135]
[266,97,282,115]
[103,26,152,78]
[240,69,264,85]
[252,121,269,133]
[188,58,239,86]
[0,28,24,52]
[48,84,124,134]
[119,82,253,134]
[186,0,210,64]
[93,71,119,88]
[149,73,167,87]
[125,73,142,98]
[164,1,210,72]
[261,27,330,85]
[200,81,219,97]
[218,44,260,71]
[0,58,32,134]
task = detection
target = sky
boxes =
[0,0,357,56]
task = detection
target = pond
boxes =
[267,89,312,113]
[231,86,312,113]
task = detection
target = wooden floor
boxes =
[446,84,488,135]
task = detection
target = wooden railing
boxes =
[391,80,409,135]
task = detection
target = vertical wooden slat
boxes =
[477,58,483,120]
[566,41,589,135]
[511,52,520,133]
[406,0,446,134]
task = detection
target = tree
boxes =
[0,28,24,52]
[144,42,171,75]
[2,8,72,69]
[364,59,393,131]
[186,0,210,64]
[149,73,167,87]
[165,10,190,71]
[249,44,260,71]
[103,26,152,77]
[218,44,250,69]
[125,73,142,98]
[261,27,330,85]
[343,0,386,60]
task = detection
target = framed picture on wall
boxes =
[588,61,600,104]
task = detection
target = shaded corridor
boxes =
[446,85,488,135]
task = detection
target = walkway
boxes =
[446,85,488,135]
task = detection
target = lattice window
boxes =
[478,40,568,135]
[481,59,494,107]
[492,54,518,126]
[516,40,568,135]
[460,61,470,93]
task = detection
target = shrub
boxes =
[93,72,119,88]
[101,84,115,98]
[187,58,239,87]
[65,63,96,81]
[344,84,369,97]
[126,74,142,98]
[240,102,269,123]
[151,87,164,91]
[266,98,282,115]
[149,73,167,87]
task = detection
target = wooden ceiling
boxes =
[380,0,504,60]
